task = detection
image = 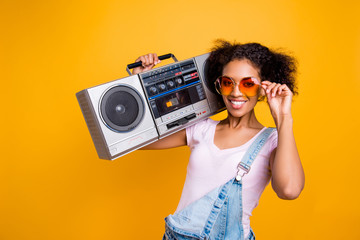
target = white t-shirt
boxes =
[175,118,278,237]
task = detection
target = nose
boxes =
[230,83,243,97]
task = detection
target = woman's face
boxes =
[221,59,263,118]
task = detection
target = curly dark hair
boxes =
[205,40,298,97]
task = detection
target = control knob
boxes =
[158,83,166,92]
[175,77,183,86]
[166,80,175,88]
[149,86,158,95]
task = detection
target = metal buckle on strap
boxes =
[236,162,251,182]
[238,162,251,172]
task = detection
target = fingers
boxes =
[138,56,146,66]
[261,80,272,86]
[264,82,277,95]
[132,53,161,74]
[136,53,161,67]
[272,84,281,97]
[278,84,287,95]
[261,82,292,97]
[152,53,160,65]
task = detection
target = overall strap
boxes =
[201,128,276,238]
[236,127,276,181]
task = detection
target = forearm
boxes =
[271,115,305,199]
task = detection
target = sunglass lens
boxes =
[239,77,260,97]
[219,76,234,96]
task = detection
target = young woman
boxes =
[133,40,305,240]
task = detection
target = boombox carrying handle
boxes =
[126,53,178,75]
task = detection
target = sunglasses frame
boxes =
[214,76,260,96]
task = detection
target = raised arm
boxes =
[262,81,305,200]
[132,53,187,150]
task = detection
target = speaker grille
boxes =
[100,85,144,132]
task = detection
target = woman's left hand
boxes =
[261,81,293,124]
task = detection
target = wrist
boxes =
[274,114,293,129]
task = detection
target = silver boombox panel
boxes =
[76,53,225,160]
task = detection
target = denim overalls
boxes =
[163,128,275,240]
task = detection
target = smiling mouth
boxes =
[229,99,247,106]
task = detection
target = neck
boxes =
[223,110,263,129]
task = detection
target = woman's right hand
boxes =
[132,53,161,75]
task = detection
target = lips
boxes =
[228,99,247,109]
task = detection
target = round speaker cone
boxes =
[100,85,144,132]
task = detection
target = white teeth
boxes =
[230,100,245,106]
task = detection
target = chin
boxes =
[225,104,248,118]
[224,98,256,118]
[227,109,249,118]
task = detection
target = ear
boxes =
[259,87,266,97]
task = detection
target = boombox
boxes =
[76,53,225,160]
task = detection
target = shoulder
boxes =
[262,127,278,155]
[185,118,218,146]
[254,127,278,159]
[187,118,218,132]
[267,127,278,141]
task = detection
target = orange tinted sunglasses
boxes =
[214,76,260,97]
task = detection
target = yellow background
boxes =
[1,0,360,239]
